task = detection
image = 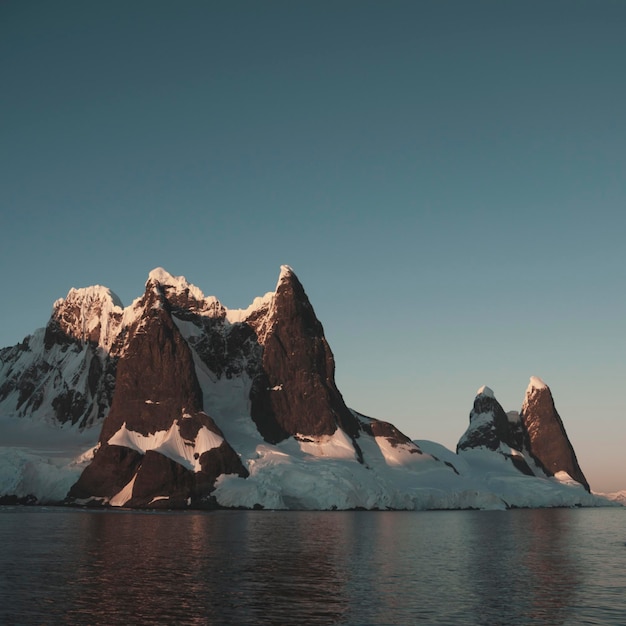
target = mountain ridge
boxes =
[0,266,611,509]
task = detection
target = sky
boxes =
[1,1,625,491]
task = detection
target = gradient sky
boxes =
[2,1,625,491]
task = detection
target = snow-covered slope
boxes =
[0,267,619,509]
[0,285,125,429]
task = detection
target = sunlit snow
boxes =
[0,269,622,510]
[108,422,223,472]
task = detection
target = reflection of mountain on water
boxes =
[465,509,582,624]
[523,509,583,621]
[58,511,352,624]
[1,508,624,624]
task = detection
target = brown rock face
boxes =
[520,378,590,491]
[362,417,422,453]
[68,278,248,507]
[98,280,204,442]
[69,445,144,500]
[249,268,361,445]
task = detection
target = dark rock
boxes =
[68,276,248,507]
[250,267,361,445]
[520,377,590,491]
[98,281,204,442]
[125,451,195,508]
[457,387,517,452]
[0,494,38,505]
[457,386,535,477]
[68,444,144,500]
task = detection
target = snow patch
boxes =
[147,267,207,304]
[476,385,495,398]
[225,292,274,324]
[107,422,223,472]
[110,474,137,507]
[528,376,548,391]
[293,429,357,460]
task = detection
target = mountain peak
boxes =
[56,285,123,310]
[527,376,548,392]
[520,377,590,491]
[457,385,512,452]
[147,267,205,299]
[476,385,495,399]
[279,264,295,279]
[48,284,124,350]
[275,264,299,292]
[147,266,177,284]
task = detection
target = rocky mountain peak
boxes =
[145,268,225,318]
[457,385,535,476]
[520,376,590,491]
[457,385,513,452]
[249,266,361,446]
[46,285,123,351]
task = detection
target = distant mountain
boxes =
[456,380,591,493]
[457,385,536,477]
[520,376,590,491]
[0,267,612,509]
[0,285,123,428]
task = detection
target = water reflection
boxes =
[53,510,353,625]
[1,507,624,625]
[464,509,582,625]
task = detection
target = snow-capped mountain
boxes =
[520,376,590,491]
[0,285,124,428]
[456,379,590,492]
[0,267,616,509]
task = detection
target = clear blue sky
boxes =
[2,1,625,491]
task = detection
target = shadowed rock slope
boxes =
[457,379,590,491]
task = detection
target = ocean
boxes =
[0,506,624,625]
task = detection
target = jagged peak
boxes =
[278,264,295,281]
[145,268,225,316]
[47,284,125,351]
[147,267,205,300]
[522,376,551,413]
[226,265,301,329]
[54,285,124,311]
[527,375,548,392]
[476,385,495,399]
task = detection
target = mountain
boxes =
[0,286,123,428]
[520,376,590,491]
[66,266,445,508]
[455,379,591,492]
[457,386,535,476]
[0,267,613,509]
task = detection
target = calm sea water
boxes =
[0,506,624,625]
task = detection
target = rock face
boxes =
[457,386,534,476]
[456,379,591,491]
[520,376,590,492]
[249,266,361,445]
[0,286,122,428]
[458,386,514,451]
[66,266,365,506]
[68,272,249,507]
